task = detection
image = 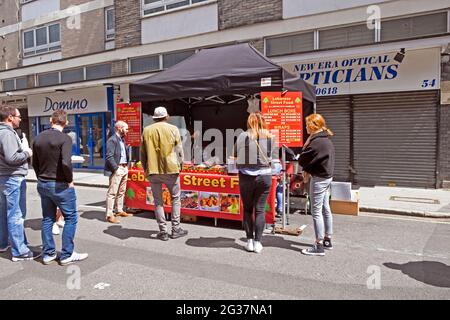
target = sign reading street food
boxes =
[261,91,303,147]
[116,102,142,147]
[125,169,277,224]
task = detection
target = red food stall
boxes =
[125,168,277,224]
[124,43,316,225]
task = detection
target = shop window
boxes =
[381,12,448,42]
[130,55,160,74]
[22,23,61,57]
[61,68,84,84]
[38,72,59,86]
[142,0,208,17]
[319,24,374,50]
[86,63,112,80]
[266,32,314,57]
[163,50,195,69]
[105,7,115,41]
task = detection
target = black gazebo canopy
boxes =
[129,43,316,103]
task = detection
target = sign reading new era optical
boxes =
[27,87,108,116]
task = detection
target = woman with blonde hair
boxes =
[234,112,280,253]
[299,113,335,256]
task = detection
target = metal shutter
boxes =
[353,91,438,187]
[316,95,351,182]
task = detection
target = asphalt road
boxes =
[0,183,449,300]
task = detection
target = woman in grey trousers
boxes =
[299,113,335,256]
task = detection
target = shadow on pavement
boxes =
[80,210,105,222]
[24,218,41,231]
[103,225,159,240]
[384,261,450,288]
[185,235,310,253]
[85,201,106,207]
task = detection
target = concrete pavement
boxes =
[26,170,450,218]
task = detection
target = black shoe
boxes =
[170,228,188,239]
[301,243,325,256]
[156,232,169,241]
[12,250,42,262]
[323,237,333,250]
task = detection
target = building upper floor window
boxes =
[319,24,374,50]
[23,23,61,57]
[1,77,28,91]
[381,12,448,42]
[266,32,314,57]
[105,7,115,41]
[142,0,208,16]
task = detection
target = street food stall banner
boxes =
[282,47,440,97]
[116,102,142,147]
[261,92,303,147]
[125,169,276,223]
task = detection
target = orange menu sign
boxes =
[261,92,303,147]
[116,102,142,147]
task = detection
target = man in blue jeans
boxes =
[33,110,88,265]
[0,105,39,261]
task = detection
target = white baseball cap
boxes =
[153,106,169,119]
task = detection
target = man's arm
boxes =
[61,136,73,183]
[3,132,31,165]
[105,137,118,172]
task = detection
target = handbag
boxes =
[254,139,282,175]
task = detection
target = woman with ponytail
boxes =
[234,112,280,254]
[299,113,335,256]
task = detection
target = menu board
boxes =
[261,92,303,147]
[116,102,142,147]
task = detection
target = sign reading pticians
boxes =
[261,92,303,147]
[116,102,142,147]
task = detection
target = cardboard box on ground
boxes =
[330,182,359,216]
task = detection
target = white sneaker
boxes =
[56,219,65,228]
[52,223,60,235]
[59,252,88,266]
[253,241,263,253]
[245,239,254,252]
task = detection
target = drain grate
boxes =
[389,196,440,204]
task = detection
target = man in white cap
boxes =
[141,107,187,241]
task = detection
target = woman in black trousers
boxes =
[234,112,279,253]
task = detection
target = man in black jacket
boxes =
[33,110,88,265]
[104,120,132,224]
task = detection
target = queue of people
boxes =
[0,103,335,265]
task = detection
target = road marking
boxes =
[376,247,448,260]
[359,212,450,225]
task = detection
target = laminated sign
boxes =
[116,102,142,147]
[261,92,303,147]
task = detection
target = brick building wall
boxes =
[0,0,20,70]
[115,0,141,49]
[61,8,105,59]
[218,0,282,30]
[112,60,127,77]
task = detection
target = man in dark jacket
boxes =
[33,110,88,265]
[0,105,38,261]
[104,120,132,223]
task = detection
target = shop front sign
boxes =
[282,47,440,96]
[28,87,108,116]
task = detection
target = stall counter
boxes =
[125,169,276,224]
